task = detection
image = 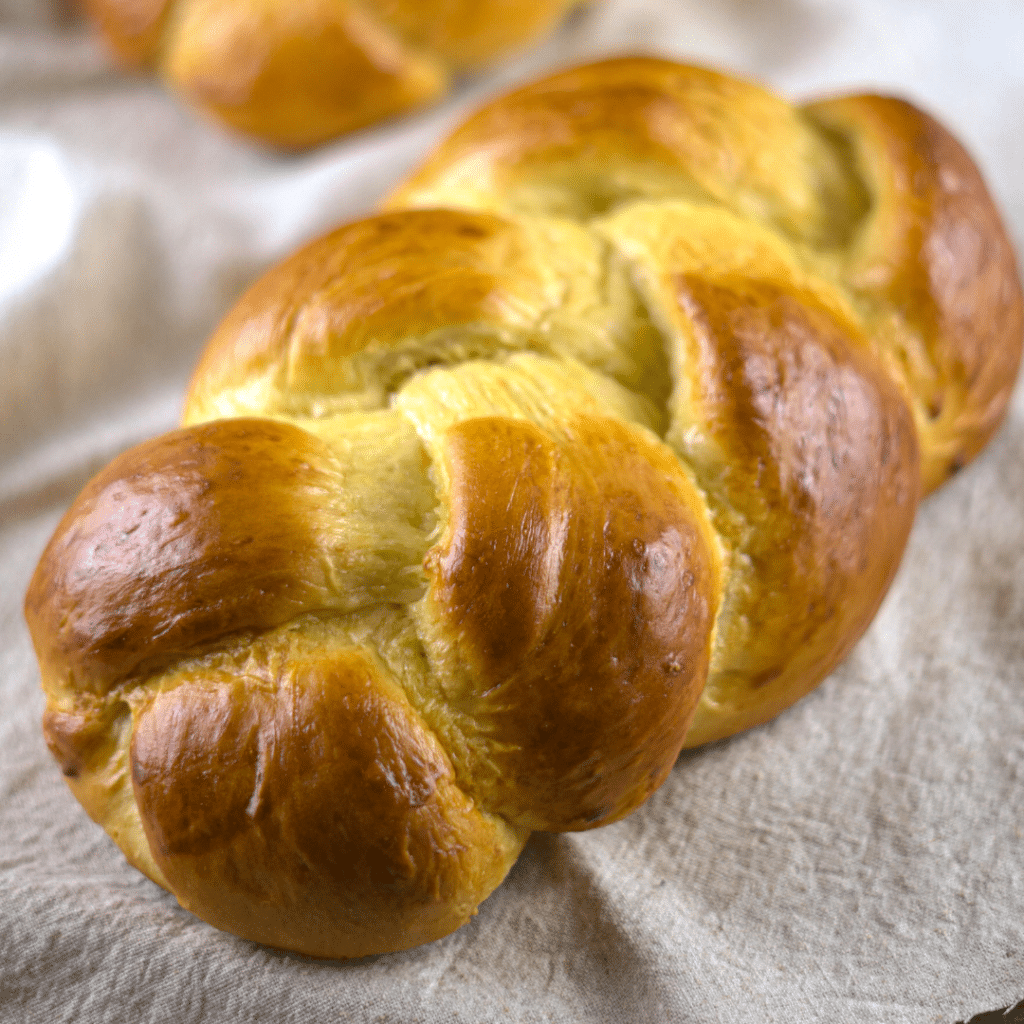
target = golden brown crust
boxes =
[390,57,1022,497]
[385,57,869,245]
[182,207,664,425]
[805,95,1024,493]
[42,693,164,887]
[161,0,448,149]
[43,705,107,780]
[25,419,354,695]
[85,0,582,148]
[130,644,524,959]
[25,57,1023,958]
[183,210,555,420]
[669,276,920,745]
[419,414,721,830]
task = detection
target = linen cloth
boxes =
[2,1,1023,1021]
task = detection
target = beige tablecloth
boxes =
[2,1,1023,1021]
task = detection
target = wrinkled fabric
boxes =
[1,2,1023,1022]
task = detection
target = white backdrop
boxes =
[2,2,1023,1022]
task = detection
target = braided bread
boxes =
[25,58,1023,959]
[83,0,583,147]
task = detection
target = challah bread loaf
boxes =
[25,58,1023,958]
[83,0,584,147]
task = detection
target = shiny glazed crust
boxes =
[83,0,583,147]
[25,58,1023,957]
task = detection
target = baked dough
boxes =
[83,0,584,146]
[25,58,1023,958]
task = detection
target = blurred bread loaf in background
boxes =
[81,0,587,147]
